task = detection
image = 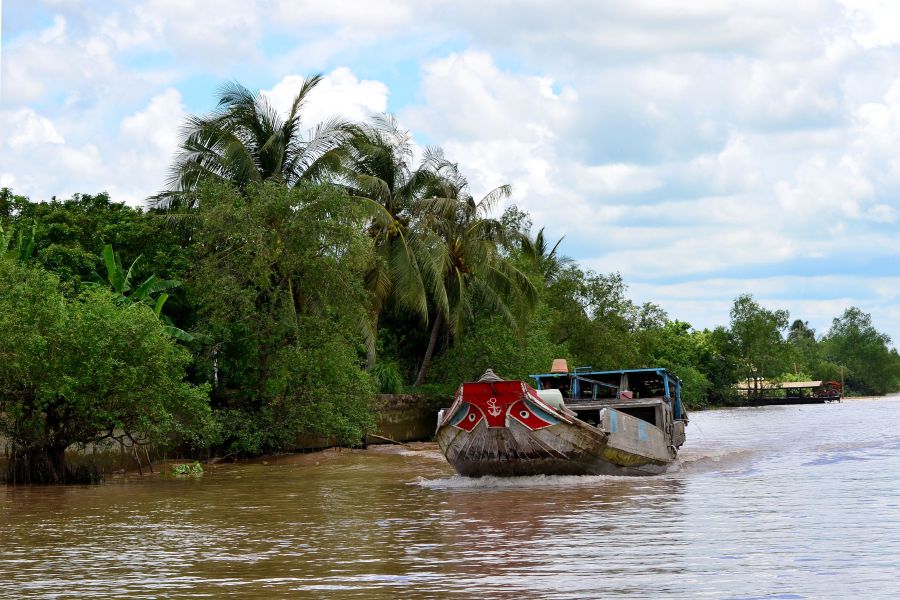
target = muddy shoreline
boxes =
[4,394,896,482]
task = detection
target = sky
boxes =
[1,0,899,346]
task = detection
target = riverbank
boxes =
[0,393,450,482]
[4,392,897,483]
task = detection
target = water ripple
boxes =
[2,396,900,598]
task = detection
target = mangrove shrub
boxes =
[0,261,211,484]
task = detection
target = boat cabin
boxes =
[530,365,685,432]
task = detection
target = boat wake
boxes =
[666,447,758,474]
[412,473,631,490]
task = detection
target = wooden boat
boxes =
[436,363,688,477]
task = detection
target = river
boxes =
[2,397,900,598]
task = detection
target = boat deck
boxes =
[562,396,666,411]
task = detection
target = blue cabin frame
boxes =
[529,367,685,420]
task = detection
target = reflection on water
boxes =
[3,397,900,598]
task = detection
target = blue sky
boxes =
[2,0,899,346]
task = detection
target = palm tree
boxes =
[341,115,443,368]
[413,153,538,386]
[159,76,349,206]
[522,227,573,283]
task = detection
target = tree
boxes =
[2,191,194,298]
[544,267,641,370]
[785,319,827,376]
[429,304,568,386]
[164,77,349,204]
[729,294,790,393]
[189,181,375,453]
[340,116,443,368]
[0,261,211,484]
[787,319,816,344]
[695,326,742,403]
[638,320,711,407]
[413,157,537,385]
[822,307,900,395]
[521,226,573,283]
[0,187,30,220]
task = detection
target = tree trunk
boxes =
[5,445,72,485]
[365,312,380,371]
[366,342,377,371]
[414,312,444,386]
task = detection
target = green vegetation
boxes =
[2,77,899,483]
[171,461,204,476]
[189,181,375,454]
[0,260,211,484]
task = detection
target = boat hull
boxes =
[437,407,673,477]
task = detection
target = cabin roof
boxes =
[530,367,681,382]
[777,380,826,389]
[734,380,837,390]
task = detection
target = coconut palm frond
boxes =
[291,116,354,183]
[476,184,512,215]
[285,74,324,124]
[388,231,429,320]
[155,75,347,205]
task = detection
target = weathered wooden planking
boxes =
[437,402,676,477]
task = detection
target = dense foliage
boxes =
[188,181,376,453]
[0,260,210,483]
[2,76,899,481]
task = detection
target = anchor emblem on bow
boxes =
[486,397,502,417]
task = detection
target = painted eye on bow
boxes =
[520,411,530,419]
[468,413,476,421]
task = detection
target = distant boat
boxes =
[738,380,843,406]
[436,362,688,477]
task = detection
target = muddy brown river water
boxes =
[2,397,900,598]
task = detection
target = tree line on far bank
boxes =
[2,76,899,483]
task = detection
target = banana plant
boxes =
[0,225,9,259]
[0,221,36,263]
[100,244,195,342]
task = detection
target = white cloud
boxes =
[122,0,263,67]
[404,51,577,141]
[264,68,389,128]
[585,227,811,278]
[270,0,414,30]
[0,90,185,205]
[3,1,900,344]
[569,163,663,196]
[4,108,66,150]
[774,155,875,220]
[688,136,763,193]
[394,41,899,349]
[1,13,121,106]
[424,0,839,69]
[115,88,187,203]
[839,0,900,49]
[120,88,185,155]
[38,15,67,45]
[629,274,900,346]
[402,51,582,226]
